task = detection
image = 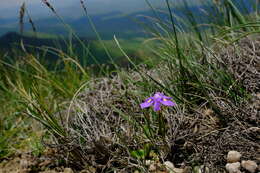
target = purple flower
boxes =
[140,92,176,111]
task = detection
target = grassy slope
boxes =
[0,32,153,68]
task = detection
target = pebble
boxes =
[39,171,58,173]
[163,161,188,173]
[241,160,257,173]
[148,163,157,172]
[164,161,174,171]
[20,159,30,169]
[172,168,186,173]
[63,168,74,173]
[145,160,152,166]
[193,166,201,173]
[227,151,242,163]
[226,162,241,173]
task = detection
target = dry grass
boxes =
[219,36,260,93]
[44,39,259,173]
[61,71,185,171]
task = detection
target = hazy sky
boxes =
[0,0,79,19]
[1,0,74,7]
[0,0,150,19]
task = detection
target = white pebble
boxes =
[172,168,185,173]
[145,160,152,166]
[226,162,241,173]
[227,151,242,163]
[241,160,258,173]
[64,168,74,173]
[164,161,175,171]
[148,163,156,172]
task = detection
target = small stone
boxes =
[227,151,242,163]
[164,161,175,171]
[145,160,152,166]
[193,166,201,173]
[79,167,97,173]
[63,168,74,173]
[149,164,157,172]
[183,166,192,173]
[241,160,257,173]
[226,162,241,173]
[20,159,30,169]
[256,156,260,161]
[39,171,58,173]
[172,168,185,173]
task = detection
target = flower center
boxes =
[154,93,162,99]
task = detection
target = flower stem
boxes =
[144,112,154,139]
[158,111,166,137]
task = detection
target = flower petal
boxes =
[153,101,161,111]
[161,98,176,106]
[153,92,164,99]
[163,96,172,99]
[140,98,154,109]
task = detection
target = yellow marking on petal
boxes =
[163,98,168,101]
[147,99,152,103]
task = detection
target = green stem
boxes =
[158,111,166,137]
[144,112,154,139]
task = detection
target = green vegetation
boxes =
[0,0,259,172]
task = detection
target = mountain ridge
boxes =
[0,0,254,39]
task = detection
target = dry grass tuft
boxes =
[219,36,260,93]
[63,73,183,171]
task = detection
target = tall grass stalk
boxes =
[41,0,104,71]
[80,0,118,69]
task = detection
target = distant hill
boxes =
[0,5,209,39]
[0,32,145,67]
[0,32,96,65]
[0,0,256,39]
[0,12,142,39]
[0,0,207,19]
[0,32,90,50]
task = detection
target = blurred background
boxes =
[0,0,212,38]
